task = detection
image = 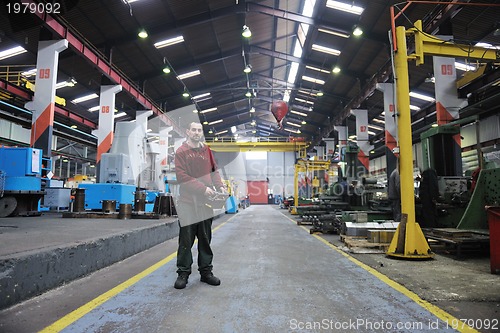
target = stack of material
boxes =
[342,221,399,237]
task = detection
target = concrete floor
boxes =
[0,205,499,332]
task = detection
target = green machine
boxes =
[421,125,462,176]
[420,125,500,229]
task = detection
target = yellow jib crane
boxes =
[387,19,498,259]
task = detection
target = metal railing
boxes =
[0,65,36,87]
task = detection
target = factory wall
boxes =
[213,151,296,200]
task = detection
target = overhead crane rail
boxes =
[205,137,309,152]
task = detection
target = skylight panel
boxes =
[326,0,364,15]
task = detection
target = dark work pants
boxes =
[176,217,214,275]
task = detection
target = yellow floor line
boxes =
[281,211,478,333]
[40,215,236,333]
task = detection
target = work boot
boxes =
[200,272,221,286]
[174,273,189,289]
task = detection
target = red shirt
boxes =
[174,141,223,204]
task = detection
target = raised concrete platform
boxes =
[0,212,180,310]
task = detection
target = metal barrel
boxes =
[102,200,117,213]
[73,188,85,212]
[134,191,146,212]
[118,203,132,219]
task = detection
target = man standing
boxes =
[174,122,226,289]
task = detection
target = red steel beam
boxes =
[0,79,97,129]
[23,0,182,135]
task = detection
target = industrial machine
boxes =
[418,126,471,228]
[78,111,164,212]
[0,147,47,217]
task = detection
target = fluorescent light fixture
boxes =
[287,62,300,84]
[368,124,383,131]
[302,75,325,85]
[455,62,476,71]
[215,129,228,135]
[287,121,301,128]
[21,68,37,77]
[409,105,421,111]
[208,119,223,125]
[348,135,357,139]
[317,91,324,97]
[306,65,330,74]
[88,106,100,112]
[431,123,438,128]
[154,36,184,49]
[177,70,200,80]
[0,46,27,60]
[193,92,211,100]
[55,78,77,89]
[199,107,217,114]
[71,125,78,129]
[409,91,435,102]
[312,44,341,56]
[192,109,198,113]
[373,118,385,124]
[318,28,350,38]
[115,112,127,118]
[474,42,500,50]
[295,97,315,105]
[298,89,323,97]
[284,128,301,134]
[290,110,308,117]
[123,0,140,3]
[326,0,364,15]
[367,130,376,135]
[72,93,99,104]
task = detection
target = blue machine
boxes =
[0,147,44,217]
[77,183,136,210]
[76,184,156,212]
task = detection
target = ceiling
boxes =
[0,0,499,156]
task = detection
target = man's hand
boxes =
[205,187,216,196]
